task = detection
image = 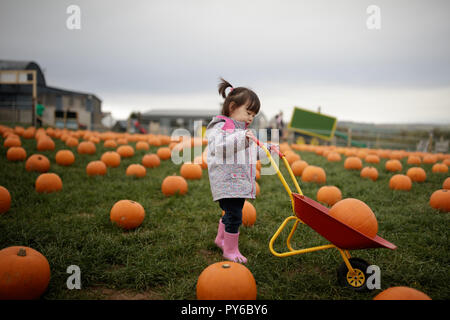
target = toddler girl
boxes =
[205,78,278,263]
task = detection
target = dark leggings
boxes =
[219,198,245,233]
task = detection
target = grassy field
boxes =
[0,132,449,300]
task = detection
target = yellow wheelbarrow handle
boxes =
[250,136,303,205]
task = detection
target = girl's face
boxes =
[229,103,256,126]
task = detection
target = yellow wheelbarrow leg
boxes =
[269,216,336,258]
[338,249,355,274]
[286,217,301,252]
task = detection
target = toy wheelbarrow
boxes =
[251,137,397,291]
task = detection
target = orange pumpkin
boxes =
[142,154,161,168]
[389,150,404,160]
[77,141,96,155]
[429,189,450,212]
[126,164,146,178]
[328,198,378,238]
[422,154,437,164]
[22,127,36,139]
[327,152,341,162]
[432,163,448,173]
[255,181,260,197]
[86,161,107,176]
[316,186,342,206]
[373,286,431,300]
[25,154,50,173]
[389,174,412,191]
[34,130,47,141]
[256,160,261,171]
[284,152,301,165]
[356,150,368,159]
[301,165,326,183]
[406,167,426,182]
[242,201,257,227]
[377,149,390,159]
[194,155,208,169]
[65,137,79,147]
[344,156,362,170]
[160,135,172,145]
[103,139,117,148]
[6,146,27,161]
[157,147,172,160]
[196,261,257,300]
[3,132,19,140]
[161,175,188,196]
[116,145,135,158]
[364,154,380,164]
[101,151,121,168]
[14,126,25,136]
[89,136,100,144]
[180,163,202,180]
[291,160,309,176]
[385,159,402,172]
[36,136,55,151]
[136,141,150,150]
[0,186,11,214]
[0,246,51,299]
[148,136,162,146]
[222,200,257,226]
[443,177,450,190]
[360,167,378,181]
[55,150,75,166]
[407,155,422,165]
[35,173,63,193]
[116,138,128,145]
[3,136,21,148]
[110,199,145,230]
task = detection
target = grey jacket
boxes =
[205,115,273,201]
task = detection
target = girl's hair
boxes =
[218,78,260,117]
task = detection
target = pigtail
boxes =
[218,77,233,99]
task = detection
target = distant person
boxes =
[275,111,285,142]
[36,100,45,128]
[205,78,279,264]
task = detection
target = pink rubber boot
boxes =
[223,231,247,264]
[214,219,225,250]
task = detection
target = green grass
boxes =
[0,136,449,300]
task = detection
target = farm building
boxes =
[0,60,103,130]
[139,108,269,136]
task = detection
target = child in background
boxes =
[205,78,278,263]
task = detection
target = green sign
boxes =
[287,107,337,141]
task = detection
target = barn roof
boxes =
[0,60,46,86]
[0,59,101,102]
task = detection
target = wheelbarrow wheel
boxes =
[337,257,370,292]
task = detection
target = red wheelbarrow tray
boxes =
[293,193,397,251]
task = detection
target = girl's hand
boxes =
[269,144,280,153]
[245,130,256,142]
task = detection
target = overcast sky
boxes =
[1,0,449,124]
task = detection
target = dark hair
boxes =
[218,78,260,117]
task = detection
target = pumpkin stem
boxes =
[222,264,231,269]
[17,248,27,257]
